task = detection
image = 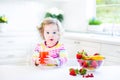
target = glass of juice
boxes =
[39,52,49,64]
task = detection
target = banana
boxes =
[90,55,105,60]
[84,56,91,60]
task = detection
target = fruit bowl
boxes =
[76,50,105,71]
[77,58,104,71]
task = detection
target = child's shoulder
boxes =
[55,42,65,48]
[36,41,45,47]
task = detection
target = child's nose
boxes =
[49,34,54,37]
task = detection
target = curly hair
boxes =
[37,17,64,40]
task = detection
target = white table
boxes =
[0,65,120,80]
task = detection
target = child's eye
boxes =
[47,32,49,34]
[53,32,56,34]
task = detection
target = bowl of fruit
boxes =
[76,50,105,71]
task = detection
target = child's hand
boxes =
[35,58,40,66]
[44,57,57,65]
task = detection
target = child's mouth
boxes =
[50,39,53,41]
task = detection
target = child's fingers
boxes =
[34,58,40,66]
[36,60,40,64]
[44,58,50,64]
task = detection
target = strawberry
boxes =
[79,68,87,75]
[89,73,94,77]
[75,69,79,74]
[94,53,100,56]
[77,59,84,66]
[76,53,82,59]
[85,74,89,78]
[84,73,94,78]
[82,61,88,68]
[69,68,76,76]
[91,61,97,68]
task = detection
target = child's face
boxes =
[44,24,60,43]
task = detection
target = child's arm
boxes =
[55,49,68,66]
[32,44,40,66]
[45,47,68,66]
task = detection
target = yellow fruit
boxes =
[91,55,105,60]
[84,56,91,60]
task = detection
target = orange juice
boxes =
[39,52,49,64]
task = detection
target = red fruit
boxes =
[69,68,76,76]
[91,61,97,68]
[82,61,88,67]
[90,73,94,77]
[85,75,89,78]
[79,68,87,75]
[94,53,100,56]
[82,75,85,78]
[78,59,84,66]
[76,53,82,59]
[84,73,94,78]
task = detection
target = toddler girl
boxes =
[32,18,68,66]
